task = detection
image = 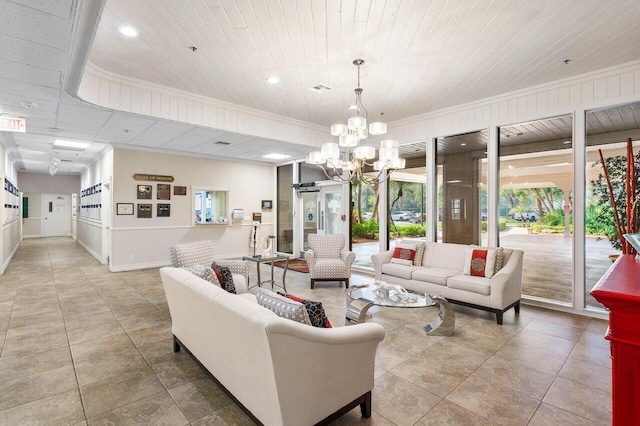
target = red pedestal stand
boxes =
[590,254,640,426]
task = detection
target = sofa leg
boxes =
[514,301,521,314]
[360,391,371,418]
[310,279,315,290]
[345,278,349,288]
[173,335,181,353]
[496,311,503,325]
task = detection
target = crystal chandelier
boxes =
[305,59,405,184]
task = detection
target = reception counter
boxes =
[590,254,640,425]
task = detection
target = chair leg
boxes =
[310,279,315,289]
[360,391,371,418]
[345,278,349,288]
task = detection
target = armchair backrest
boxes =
[307,234,344,258]
[169,240,216,268]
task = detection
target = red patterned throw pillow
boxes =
[463,247,498,278]
[390,245,417,266]
[279,292,332,328]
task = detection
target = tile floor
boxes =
[0,238,612,425]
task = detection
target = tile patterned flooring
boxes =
[0,238,611,425]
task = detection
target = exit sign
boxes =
[0,116,26,133]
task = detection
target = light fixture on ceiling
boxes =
[305,59,405,184]
[119,26,138,37]
[53,139,89,151]
[263,153,290,160]
[266,76,280,84]
[49,155,61,176]
[20,101,37,109]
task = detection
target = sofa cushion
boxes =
[470,245,504,273]
[390,243,417,266]
[412,268,461,286]
[447,274,492,296]
[190,265,220,287]
[381,263,421,280]
[414,243,426,266]
[463,247,498,278]
[281,293,332,328]
[212,262,236,294]
[256,288,311,325]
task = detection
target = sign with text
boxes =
[0,116,26,133]
[133,174,174,182]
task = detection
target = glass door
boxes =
[299,184,343,253]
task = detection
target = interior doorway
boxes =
[42,194,70,237]
[299,183,343,255]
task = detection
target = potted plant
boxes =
[591,138,639,256]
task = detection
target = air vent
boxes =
[310,84,332,93]
[61,159,72,162]
[215,141,231,145]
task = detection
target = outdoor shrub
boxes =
[499,218,508,231]
[398,225,426,237]
[352,219,379,238]
[540,208,565,226]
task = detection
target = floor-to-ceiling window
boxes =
[585,102,640,309]
[351,179,379,268]
[499,115,574,304]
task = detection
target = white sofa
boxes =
[160,267,385,426]
[372,242,524,324]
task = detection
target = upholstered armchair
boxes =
[169,240,250,293]
[304,233,355,289]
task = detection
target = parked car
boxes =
[513,212,538,222]
[362,212,373,221]
[409,212,423,223]
[391,211,413,221]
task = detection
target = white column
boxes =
[488,126,499,247]
[426,136,436,242]
[573,109,586,311]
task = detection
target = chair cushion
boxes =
[411,268,461,286]
[308,234,344,258]
[311,258,348,279]
[170,241,215,268]
[256,288,311,325]
[381,263,421,280]
[447,274,492,295]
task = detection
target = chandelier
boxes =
[305,59,405,185]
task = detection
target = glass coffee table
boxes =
[346,282,455,336]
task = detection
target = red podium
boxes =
[590,255,640,425]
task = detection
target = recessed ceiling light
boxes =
[460,143,466,146]
[54,139,89,151]
[266,76,280,84]
[348,104,358,110]
[563,140,571,144]
[263,153,290,160]
[119,26,138,37]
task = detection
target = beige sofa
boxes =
[160,267,385,426]
[372,242,524,324]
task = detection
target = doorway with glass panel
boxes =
[300,183,344,257]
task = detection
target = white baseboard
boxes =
[23,234,41,239]
[78,240,102,263]
[2,241,20,274]
[109,259,171,272]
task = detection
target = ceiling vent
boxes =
[215,141,231,145]
[60,159,72,162]
[310,84,332,93]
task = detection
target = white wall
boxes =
[19,172,80,239]
[78,148,113,263]
[1,144,20,272]
[110,148,275,271]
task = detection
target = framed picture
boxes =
[137,185,152,199]
[157,184,171,200]
[261,200,272,210]
[137,203,152,218]
[117,203,134,215]
[174,186,187,196]
[157,203,171,217]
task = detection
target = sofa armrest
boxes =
[304,249,316,269]
[489,250,524,309]
[371,250,393,280]
[215,259,250,282]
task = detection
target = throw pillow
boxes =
[211,262,236,294]
[256,288,311,325]
[413,242,426,266]
[470,245,504,272]
[190,264,221,287]
[279,292,332,328]
[463,247,498,278]
[390,242,417,266]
